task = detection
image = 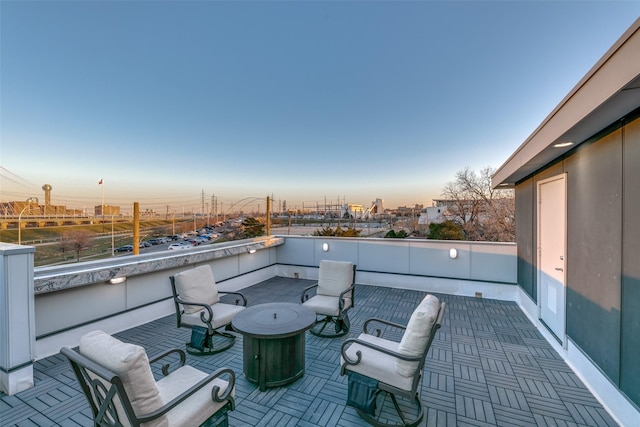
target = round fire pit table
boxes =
[231,302,316,391]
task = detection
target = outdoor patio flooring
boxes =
[1,277,619,426]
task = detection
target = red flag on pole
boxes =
[98,179,103,185]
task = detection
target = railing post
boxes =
[0,243,36,395]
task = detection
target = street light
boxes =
[17,205,30,245]
[111,214,116,256]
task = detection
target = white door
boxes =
[538,174,567,342]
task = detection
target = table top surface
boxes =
[232,302,316,338]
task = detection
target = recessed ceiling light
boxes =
[553,141,574,148]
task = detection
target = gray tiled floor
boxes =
[0,277,618,426]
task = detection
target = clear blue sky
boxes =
[1,1,638,215]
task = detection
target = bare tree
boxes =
[60,230,93,261]
[441,166,514,241]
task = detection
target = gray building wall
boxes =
[621,116,640,406]
[514,111,640,408]
[515,178,535,299]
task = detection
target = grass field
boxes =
[0,219,198,266]
[1,217,387,267]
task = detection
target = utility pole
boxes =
[133,202,139,256]
[266,196,271,236]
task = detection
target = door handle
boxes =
[555,267,563,271]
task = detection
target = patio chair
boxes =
[171,265,247,355]
[301,260,356,337]
[60,330,235,427]
[340,294,446,427]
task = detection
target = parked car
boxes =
[168,243,190,250]
[140,241,152,248]
[114,245,133,253]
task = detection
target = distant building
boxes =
[339,199,386,219]
[0,201,80,217]
[392,204,423,217]
[0,201,40,216]
[94,205,121,216]
[418,205,447,228]
[364,198,385,218]
[1,183,85,217]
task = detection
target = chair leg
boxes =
[311,316,330,336]
[201,402,232,427]
[310,314,350,338]
[186,330,236,356]
[355,390,424,427]
[338,312,350,334]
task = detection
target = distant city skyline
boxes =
[0,167,397,216]
[1,1,638,213]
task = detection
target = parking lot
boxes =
[113,225,225,255]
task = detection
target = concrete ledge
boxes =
[34,237,283,294]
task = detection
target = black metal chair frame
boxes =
[301,263,356,337]
[60,346,235,427]
[340,301,446,427]
[170,276,247,356]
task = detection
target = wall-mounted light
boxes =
[248,249,256,254]
[322,243,329,252]
[108,276,126,285]
[553,141,574,148]
[449,248,458,259]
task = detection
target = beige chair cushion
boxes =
[302,294,352,316]
[180,302,245,329]
[317,260,353,297]
[157,365,234,427]
[396,294,440,377]
[341,333,413,392]
[80,330,167,427]
[173,265,220,314]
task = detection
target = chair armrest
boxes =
[148,348,186,376]
[362,317,407,337]
[340,337,423,375]
[220,291,247,306]
[338,285,355,310]
[174,296,215,325]
[174,295,209,311]
[301,283,319,302]
[137,367,236,423]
